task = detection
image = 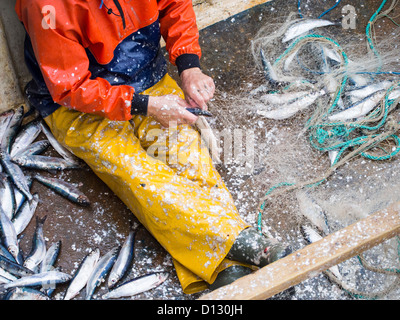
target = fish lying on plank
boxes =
[0,172,16,220]
[301,225,343,281]
[0,150,33,201]
[12,193,39,236]
[1,106,24,153]
[282,19,337,43]
[260,91,310,105]
[9,119,42,159]
[85,246,120,300]
[108,225,136,289]
[3,287,51,300]
[12,140,50,160]
[328,89,387,122]
[257,89,325,120]
[0,270,71,291]
[23,216,47,272]
[64,248,100,300]
[102,272,169,299]
[33,174,90,206]
[0,206,21,264]
[40,240,61,273]
[0,254,33,278]
[12,155,82,171]
[344,81,392,101]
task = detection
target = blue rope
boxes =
[297,0,343,19]
[318,0,343,19]
[99,0,104,9]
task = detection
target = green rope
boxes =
[366,0,388,73]
[257,1,400,236]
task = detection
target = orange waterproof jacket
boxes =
[15,0,202,120]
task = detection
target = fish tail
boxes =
[0,283,7,294]
[36,215,47,226]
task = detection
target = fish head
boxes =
[8,245,19,259]
[108,276,118,288]
[157,272,169,284]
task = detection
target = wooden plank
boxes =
[199,201,400,300]
[193,0,273,31]
[0,15,25,113]
[161,0,272,46]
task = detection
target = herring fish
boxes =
[40,121,80,164]
[12,140,50,159]
[102,272,169,299]
[64,248,100,300]
[0,270,71,290]
[85,247,119,300]
[0,266,18,282]
[0,150,33,201]
[1,106,24,153]
[0,254,33,277]
[3,287,51,300]
[12,155,82,171]
[40,240,61,273]
[108,227,136,289]
[195,116,221,164]
[14,175,33,214]
[10,119,42,158]
[345,81,392,100]
[23,216,47,271]
[297,191,330,234]
[0,243,16,262]
[260,91,310,105]
[283,19,337,43]
[329,89,387,121]
[12,193,39,236]
[0,172,16,220]
[0,206,20,263]
[260,49,288,88]
[33,174,90,206]
[301,225,342,280]
[257,89,325,120]
[0,110,14,150]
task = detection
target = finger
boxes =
[206,79,216,97]
[189,89,207,110]
[186,96,200,108]
[181,109,198,125]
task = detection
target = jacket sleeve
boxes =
[158,0,202,72]
[16,1,135,121]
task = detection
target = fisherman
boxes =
[15,0,292,293]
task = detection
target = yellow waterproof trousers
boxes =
[44,74,250,294]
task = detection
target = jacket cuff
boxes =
[176,54,201,75]
[131,94,149,115]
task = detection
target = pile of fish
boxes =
[252,18,400,123]
[0,107,168,299]
[251,18,400,284]
[0,221,168,300]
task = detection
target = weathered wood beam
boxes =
[161,0,272,46]
[0,15,25,113]
[199,202,400,300]
[193,0,273,31]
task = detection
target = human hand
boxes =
[147,94,198,128]
[180,67,215,110]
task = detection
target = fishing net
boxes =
[208,0,400,299]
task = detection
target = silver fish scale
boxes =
[102,272,169,299]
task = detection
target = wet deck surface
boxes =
[6,0,400,300]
